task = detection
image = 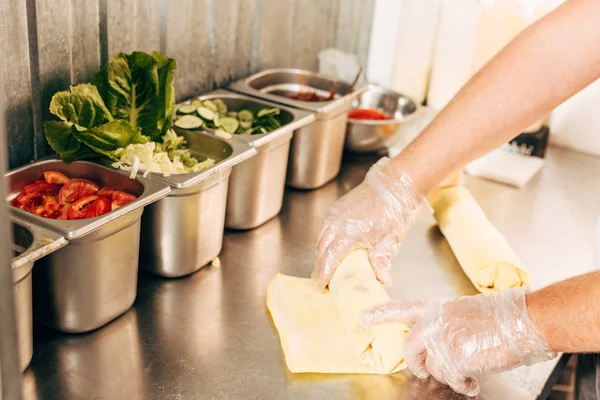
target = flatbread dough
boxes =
[431,186,531,293]
[266,249,408,374]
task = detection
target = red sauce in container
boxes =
[348,108,390,121]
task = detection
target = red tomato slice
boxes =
[111,191,137,210]
[22,181,60,196]
[57,204,70,220]
[96,187,115,198]
[68,195,99,220]
[41,195,61,218]
[84,197,111,219]
[59,179,99,204]
[43,171,70,185]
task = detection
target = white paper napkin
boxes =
[465,146,545,188]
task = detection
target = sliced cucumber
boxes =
[243,127,254,135]
[226,111,238,118]
[177,104,198,115]
[197,106,215,121]
[238,109,254,122]
[218,117,240,134]
[174,115,204,130]
[202,100,218,113]
[240,120,253,129]
[213,114,220,128]
[213,99,228,114]
[191,99,203,107]
[257,108,280,118]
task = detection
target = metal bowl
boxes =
[345,85,418,153]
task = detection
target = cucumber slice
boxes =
[238,109,254,122]
[243,127,254,135]
[213,99,228,114]
[226,111,238,118]
[202,100,218,113]
[197,106,215,121]
[191,99,203,107]
[174,115,204,130]
[240,120,253,129]
[257,108,280,118]
[177,104,198,115]
[213,114,220,128]
[218,117,240,134]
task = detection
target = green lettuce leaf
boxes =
[91,51,177,141]
[49,83,113,128]
[43,121,101,163]
[72,120,149,158]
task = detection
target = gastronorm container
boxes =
[230,68,364,189]
[6,159,170,333]
[345,84,418,153]
[181,89,315,230]
[136,130,256,277]
[10,216,66,371]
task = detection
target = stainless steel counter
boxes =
[24,146,600,400]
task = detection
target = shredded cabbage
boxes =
[112,129,215,176]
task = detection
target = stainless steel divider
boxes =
[0,95,22,399]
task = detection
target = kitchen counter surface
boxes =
[24,146,600,400]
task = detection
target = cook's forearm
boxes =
[391,0,600,195]
[527,270,600,353]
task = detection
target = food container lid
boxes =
[129,130,257,190]
[229,68,366,116]
[177,89,316,149]
[6,159,171,240]
[10,215,67,273]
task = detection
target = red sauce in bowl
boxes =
[348,108,390,121]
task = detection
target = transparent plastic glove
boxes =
[312,157,428,290]
[363,288,557,397]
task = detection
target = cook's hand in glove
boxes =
[312,158,427,290]
[363,288,556,397]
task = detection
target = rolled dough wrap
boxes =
[431,186,531,293]
[266,249,408,374]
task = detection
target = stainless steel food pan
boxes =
[182,89,315,229]
[139,130,256,277]
[6,160,170,333]
[230,69,365,189]
[11,216,66,371]
[345,84,418,153]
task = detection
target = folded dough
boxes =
[266,249,408,374]
[431,186,531,293]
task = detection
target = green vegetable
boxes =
[213,99,228,114]
[49,83,113,128]
[238,109,254,122]
[91,51,177,141]
[44,84,148,163]
[197,106,215,121]
[217,117,240,134]
[202,100,218,113]
[73,120,149,158]
[177,104,198,115]
[43,121,100,163]
[257,108,280,118]
[174,115,204,130]
[191,99,203,107]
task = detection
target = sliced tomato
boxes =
[59,179,99,205]
[41,195,61,218]
[44,171,70,185]
[68,195,99,220]
[96,187,115,198]
[110,190,137,210]
[84,197,111,218]
[57,204,70,220]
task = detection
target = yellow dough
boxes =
[266,249,408,374]
[431,186,531,293]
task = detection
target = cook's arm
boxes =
[393,0,600,195]
[528,270,600,352]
